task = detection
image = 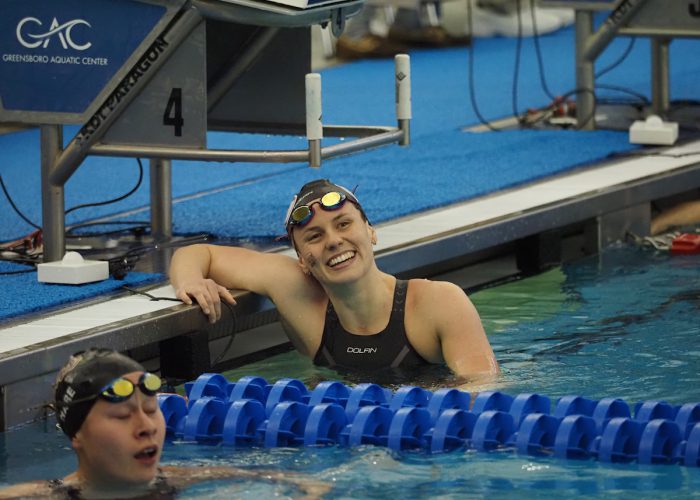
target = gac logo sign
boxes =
[16,17,92,50]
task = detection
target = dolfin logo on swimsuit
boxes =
[16,17,92,51]
[347,347,378,354]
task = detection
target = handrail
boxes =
[89,126,404,162]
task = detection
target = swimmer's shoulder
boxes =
[0,480,56,499]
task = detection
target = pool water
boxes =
[1,243,699,497]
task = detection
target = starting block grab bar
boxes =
[0,0,411,261]
[89,57,412,169]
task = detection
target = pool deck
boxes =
[1,136,699,428]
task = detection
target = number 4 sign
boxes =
[163,88,184,137]
[101,22,206,149]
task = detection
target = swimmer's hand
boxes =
[174,278,236,324]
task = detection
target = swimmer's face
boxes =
[293,202,376,284]
[71,371,165,491]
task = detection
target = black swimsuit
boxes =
[313,280,429,371]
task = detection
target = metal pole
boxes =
[40,125,65,262]
[577,0,651,129]
[575,11,596,130]
[149,158,172,241]
[651,37,671,117]
[322,129,404,160]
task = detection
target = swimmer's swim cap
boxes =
[54,348,144,438]
[284,179,368,234]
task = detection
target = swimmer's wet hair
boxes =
[54,348,144,438]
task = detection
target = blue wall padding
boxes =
[0,261,163,321]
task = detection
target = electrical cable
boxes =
[105,233,210,279]
[120,284,238,368]
[466,0,598,131]
[121,285,181,302]
[0,174,41,230]
[212,301,238,367]
[529,0,556,101]
[519,86,598,130]
[596,83,649,106]
[511,0,524,122]
[596,37,636,79]
[1,157,145,242]
[466,0,503,131]
[483,1,641,131]
[117,233,210,261]
[66,220,150,238]
[65,158,144,216]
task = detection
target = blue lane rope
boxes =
[157,374,700,467]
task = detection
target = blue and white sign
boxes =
[0,0,167,117]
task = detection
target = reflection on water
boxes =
[166,444,700,498]
[486,245,700,405]
[2,244,700,496]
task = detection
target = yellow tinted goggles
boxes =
[99,372,162,402]
[287,191,347,228]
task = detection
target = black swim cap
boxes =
[54,349,144,438]
[284,179,368,234]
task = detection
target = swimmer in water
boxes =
[170,178,499,380]
[0,348,329,499]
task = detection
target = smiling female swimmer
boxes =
[170,179,499,380]
[0,349,329,499]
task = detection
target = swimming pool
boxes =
[1,242,699,497]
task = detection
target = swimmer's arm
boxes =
[160,465,331,499]
[0,481,52,499]
[651,200,700,235]
[432,281,500,380]
[169,244,301,323]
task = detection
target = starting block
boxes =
[541,0,700,129]
[0,0,412,261]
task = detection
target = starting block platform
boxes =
[0,0,410,262]
[541,0,700,128]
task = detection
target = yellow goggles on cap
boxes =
[99,372,162,403]
[287,191,347,228]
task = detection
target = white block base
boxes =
[629,115,678,146]
[37,252,109,285]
